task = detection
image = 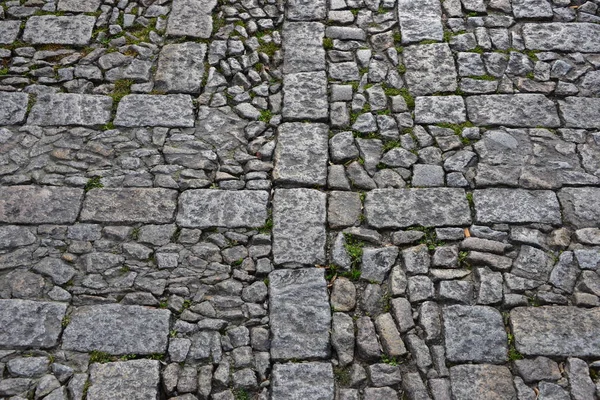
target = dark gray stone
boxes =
[522,23,600,53]
[361,247,399,284]
[0,186,83,224]
[514,356,561,383]
[466,94,560,127]
[154,42,207,94]
[559,97,600,129]
[271,362,334,400]
[558,187,600,228]
[404,44,457,95]
[282,72,328,121]
[450,364,517,400]
[167,0,216,38]
[0,300,67,349]
[23,16,95,45]
[28,94,112,126]
[0,226,36,249]
[474,189,561,225]
[0,92,28,125]
[87,360,160,400]
[114,94,195,127]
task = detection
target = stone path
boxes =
[0,0,599,399]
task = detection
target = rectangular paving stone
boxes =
[558,187,600,228]
[0,186,83,224]
[364,188,472,229]
[62,304,171,355]
[558,97,600,129]
[0,300,67,349]
[271,362,334,400]
[272,189,327,266]
[269,268,331,361]
[397,0,443,43]
[282,22,325,73]
[286,0,326,21]
[23,15,95,45]
[0,92,28,125]
[28,94,112,127]
[177,190,269,228]
[511,306,600,357]
[522,23,600,53]
[512,0,553,18]
[114,94,195,127]
[0,21,21,44]
[80,188,178,224]
[415,96,466,124]
[466,94,560,127]
[167,0,216,38]
[282,71,328,122]
[57,0,102,12]
[88,360,160,400]
[450,365,517,400]
[404,43,457,95]
[474,189,561,225]
[154,42,207,94]
[273,122,329,187]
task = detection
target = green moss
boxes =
[110,79,134,104]
[84,176,103,192]
[467,74,496,81]
[259,109,272,123]
[234,389,250,400]
[397,63,406,74]
[398,88,415,109]
[258,40,278,57]
[436,121,475,135]
[383,140,401,152]
[89,351,113,364]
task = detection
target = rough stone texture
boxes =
[522,23,600,53]
[450,364,517,400]
[0,300,67,349]
[559,97,600,129]
[57,0,102,12]
[397,0,443,43]
[81,188,178,224]
[511,307,600,357]
[286,0,326,21]
[0,21,21,45]
[0,186,83,224]
[414,96,466,124]
[0,92,29,125]
[512,0,553,18]
[87,360,160,400]
[365,188,471,229]
[62,304,170,355]
[0,226,36,250]
[282,72,328,121]
[361,247,399,284]
[269,268,331,361]
[404,44,457,95]
[154,42,207,94]
[282,22,325,73]
[28,94,112,126]
[271,362,334,400]
[474,189,561,225]
[177,190,269,228]
[272,189,326,266]
[274,123,329,186]
[23,16,95,45]
[114,94,195,127]
[559,188,600,228]
[466,95,560,127]
[167,0,216,38]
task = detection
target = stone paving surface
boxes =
[0,0,599,399]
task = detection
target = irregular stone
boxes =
[33,258,76,285]
[361,247,399,284]
[474,189,561,224]
[0,300,66,349]
[23,16,95,45]
[558,187,600,228]
[404,44,457,95]
[0,92,28,125]
[390,297,414,332]
[414,96,466,124]
[514,356,561,383]
[271,362,334,400]
[566,357,596,400]
[512,0,553,18]
[356,316,381,361]
[28,93,112,126]
[512,245,553,281]
[466,94,560,127]
[559,97,600,129]
[282,72,328,121]
[408,275,434,302]
[58,0,102,12]
[114,94,194,127]
[154,42,207,94]
[403,244,431,275]
[522,23,600,53]
[331,277,356,312]
[364,387,398,400]
[0,21,21,45]
[167,0,216,38]
[87,360,160,400]
[0,186,83,224]
[332,312,355,367]
[283,22,325,73]
[397,0,443,43]
[450,364,517,400]
[537,382,570,400]
[375,313,407,357]
[0,226,36,250]
[328,192,362,229]
[402,372,430,400]
[369,364,401,387]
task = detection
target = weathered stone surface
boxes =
[365,188,471,229]
[274,123,329,186]
[404,44,457,95]
[81,188,178,224]
[87,360,160,400]
[0,226,36,250]
[283,72,328,121]
[269,268,331,361]
[23,16,95,45]
[167,0,216,38]
[271,362,334,400]
[361,247,399,284]
[286,0,326,21]
[0,92,28,125]
[114,94,195,127]
[0,186,83,224]
[272,189,326,266]
[522,23,600,53]
[28,94,112,126]
[177,190,269,228]
[63,304,170,355]
[512,0,553,18]
[57,0,102,12]
[450,364,517,400]
[154,42,207,94]
[282,22,325,73]
[559,188,600,229]
[328,192,362,229]
[474,189,561,225]
[397,0,443,43]
[511,307,600,357]
[0,21,21,45]
[466,94,560,127]
[414,96,466,124]
[559,97,600,129]
[0,300,67,349]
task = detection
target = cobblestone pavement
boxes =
[0,0,599,399]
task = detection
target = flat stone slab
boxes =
[62,304,170,355]
[474,189,561,225]
[511,306,600,357]
[80,188,178,224]
[414,96,466,124]
[558,187,600,228]
[512,0,553,18]
[282,22,325,73]
[282,71,328,122]
[57,0,102,12]
[0,186,83,224]
[272,189,327,266]
[154,42,207,94]
[364,188,472,229]
[28,94,112,126]
[0,92,28,125]
[0,20,21,45]
[0,300,67,349]
[23,16,95,46]
[397,0,443,43]
[271,362,334,400]
[522,23,600,53]
[270,268,331,361]
[404,43,457,95]
[0,226,36,250]
[87,360,160,400]
[559,97,600,129]
[177,190,269,228]
[466,94,560,127]
[450,365,517,400]
[274,123,329,187]
[443,305,507,363]
[167,0,216,38]
[286,0,326,21]
[114,94,195,127]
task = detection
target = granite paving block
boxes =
[23,16,95,45]
[0,186,83,224]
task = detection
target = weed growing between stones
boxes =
[84,176,104,192]
[343,233,365,267]
[507,333,524,361]
[333,366,351,386]
[89,351,113,364]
